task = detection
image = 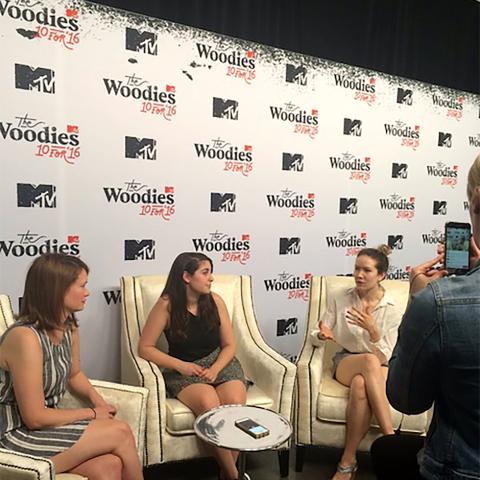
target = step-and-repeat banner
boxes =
[1,0,479,380]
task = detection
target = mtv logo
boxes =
[212,97,239,120]
[276,317,299,336]
[388,235,404,250]
[433,200,447,216]
[285,64,307,85]
[279,237,301,255]
[392,163,408,179]
[125,136,157,160]
[124,240,155,260]
[339,198,358,214]
[125,27,158,55]
[282,153,304,171]
[17,183,56,208]
[15,64,55,94]
[438,132,452,148]
[343,118,362,136]
[397,88,413,105]
[210,193,236,212]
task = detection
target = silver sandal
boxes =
[336,462,358,478]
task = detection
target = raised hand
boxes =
[409,254,448,295]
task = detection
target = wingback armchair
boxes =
[295,276,430,470]
[0,294,148,480]
[120,274,296,476]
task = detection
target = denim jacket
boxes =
[387,263,480,480]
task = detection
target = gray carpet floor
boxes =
[144,447,376,480]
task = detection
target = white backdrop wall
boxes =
[1,0,479,381]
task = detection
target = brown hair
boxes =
[357,244,391,275]
[18,253,89,331]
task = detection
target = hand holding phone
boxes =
[234,417,270,439]
[445,222,471,275]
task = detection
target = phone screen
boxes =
[445,223,470,273]
[235,418,269,438]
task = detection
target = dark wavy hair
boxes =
[162,252,220,341]
[18,253,89,331]
[357,244,391,275]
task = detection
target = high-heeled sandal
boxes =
[335,461,357,479]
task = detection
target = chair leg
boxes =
[277,449,289,477]
[295,445,305,472]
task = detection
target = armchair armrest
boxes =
[60,380,148,460]
[0,448,55,480]
[235,277,297,419]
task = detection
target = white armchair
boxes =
[120,274,296,476]
[295,276,429,471]
[0,294,148,480]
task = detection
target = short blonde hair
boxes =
[467,154,480,202]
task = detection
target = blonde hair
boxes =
[467,154,480,202]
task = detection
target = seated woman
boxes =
[310,246,402,480]
[138,252,247,480]
[0,253,143,480]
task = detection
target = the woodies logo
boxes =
[103,73,176,119]
[333,74,376,105]
[0,113,80,164]
[469,134,480,147]
[384,120,420,150]
[397,87,413,105]
[329,152,371,183]
[0,231,79,257]
[426,162,458,188]
[192,230,250,265]
[266,188,315,221]
[103,289,121,305]
[17,183,56,208]
[432,93,463,120]
[421,229,444,245]
[103,179,175,220]
[269,101,318,139]
[194,137,253,176]
[263,271,311,301]
[379,194,415,221]
[386,264,410,280]
[285,64,307,86]
[1,1,80,50]
[126,27,157,55]
[325,230,367,256]
[195,41,256,84]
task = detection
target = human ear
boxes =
[182,271,191,284]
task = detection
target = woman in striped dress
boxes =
[0,253,143,480]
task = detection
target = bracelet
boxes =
[89,407,96,420]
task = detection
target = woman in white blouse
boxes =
[310,246,402,480]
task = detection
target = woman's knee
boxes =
[349,375,367,401]
[84,454,122,480]
[361,353,382,375]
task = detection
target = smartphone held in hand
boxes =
[444,222,471,275]
[234,417,270,439]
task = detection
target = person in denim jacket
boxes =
[387,154,480,480]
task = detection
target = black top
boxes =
[165,311,220,362]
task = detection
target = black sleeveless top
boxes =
[165,311,220,362]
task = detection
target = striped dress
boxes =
[0,322,90,457]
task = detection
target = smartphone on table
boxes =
[234,417,270,439]
[444,222,471,275]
